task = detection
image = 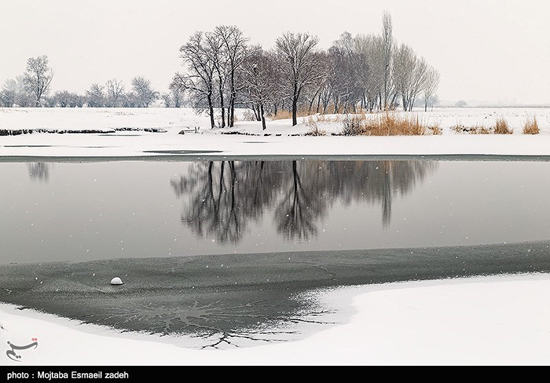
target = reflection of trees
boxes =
[171,160,437,244]
[275,161,329,240]
[171,161,286,244]
[27,162,51,182]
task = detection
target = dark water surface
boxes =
[1,158,550,348]
[2,159,550,264]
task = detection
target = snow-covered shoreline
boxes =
[1,107,550,159]
[2,106,550,366]
[2,272,550,365]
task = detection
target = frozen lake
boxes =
[2,158,550,264]
[1,158,550,348]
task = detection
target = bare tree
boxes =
[326,33,364,113]
[23,55,54,107]
[240,47,280,130]
[85,83,105,107]
[382,12,394,110]
[105,79,125,107]
[393,44,430,111]
[214,25,249,128]
[205,30,229,128]
[409,57,429,111]
[352,34,385,111]
[422,66,440,111]
[276,32,323,126]
[393,43,417,111]
[171,31,217,128]
[131,76,158,107]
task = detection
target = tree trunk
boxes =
[260,104,266,130]
[292,96,298,126]
[229,70,236,127]
[229,98,235,127]
[207,94,215,129]
[292,83,300,126]
[218,82,225,128]
[316,93,321,114]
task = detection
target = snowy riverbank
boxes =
[1,106,550,159]
[2,272,550,366]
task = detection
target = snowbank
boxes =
[2,272,550,366]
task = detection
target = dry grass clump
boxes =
[315,113,343,123]
[342,112,440,136]
[341,114,367,136]
[428,125,443,135]
[452,124,493,134]
[452,117,514,135]
[472,126,493,134]
[494,117,513,134]
[522,116,540,135]
[304,115,327,136]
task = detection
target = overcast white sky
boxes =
[1,0,550,105]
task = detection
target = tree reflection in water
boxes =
[27,162,52,182]
[171,160,437,244]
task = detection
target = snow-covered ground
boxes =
[2,106,550,366]
[3,273,550,366]
[1,106,550,158]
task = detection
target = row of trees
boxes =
[0,13,441,129]
[0,61,166,109]
[0,56,54,107]
[0,55,174,108]
[84,77,162,108]
[171,13,440,129]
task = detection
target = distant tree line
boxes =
[171,12,440,129]
[0,12,440,129]
[0,59,166,108]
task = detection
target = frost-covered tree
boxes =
[422,66,440,111]
[161,87,185,108]
[0,79,17,107]
[86,83,105,107]
[52,90,84,107]
[131,76,158,107]
[23,55,54,107]
[382,12,394,110]
[105,79,125,107]
[0,77,33,107]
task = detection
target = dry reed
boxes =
[494,117,513,134]
[342,112,440,136]
[522,116,540,135]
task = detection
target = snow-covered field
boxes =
[2,106,550,366]
[1,106,550,158]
